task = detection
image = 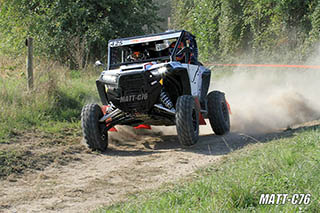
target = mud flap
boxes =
[101,105,110,115]
[226,100,232,115]
[101,105,118,131]
[109,127,118,132]
[194,97,206,125]
[134,124,152,130]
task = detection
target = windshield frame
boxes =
[107,31,184,70]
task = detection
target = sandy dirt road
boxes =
[0,122,312,213]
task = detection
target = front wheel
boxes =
[176,95,200,146]
[81,104,108,151]
[207,91,230,135]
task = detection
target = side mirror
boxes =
[95,60,104,67]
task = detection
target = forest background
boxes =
[1,0,319,67]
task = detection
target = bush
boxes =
[172,0,320,63]
[0,0,162,68]
[0,56,99,142]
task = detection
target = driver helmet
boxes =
[132,51,141,60]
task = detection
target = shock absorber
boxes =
[160,89,174,110]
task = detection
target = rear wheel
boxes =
[207,91,230,135]
[81,104,108,151]
[176,95,200,146]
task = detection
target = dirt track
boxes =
[0,122,316,213]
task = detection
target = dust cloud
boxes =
[110,65,320,137]
[104,47,320,137]
[108,125,165,144]
[211,63,320,134]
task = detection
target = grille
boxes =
[118,73,149,112]
[119,74,145,89]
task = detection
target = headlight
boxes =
[150,66,168,76]
[102,74,118,83]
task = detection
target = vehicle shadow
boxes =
[103,148,159,157]
[183,123,320,156]
[101,122,320,157]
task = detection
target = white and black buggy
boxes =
[81,30,231,151]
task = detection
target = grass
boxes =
[102,126,320,212]
[0,55,100,143]
[0,55,96,178]
[1,55,319,211]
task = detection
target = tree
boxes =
[0,0,161,68]
[171,0,320,63]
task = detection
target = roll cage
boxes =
[107,30,199,70]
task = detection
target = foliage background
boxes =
[171,0,320,63]
[0,0,162,68]
[1,0,320,64]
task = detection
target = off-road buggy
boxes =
[81,30,230,151]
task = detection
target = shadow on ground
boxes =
[103,121,320,157]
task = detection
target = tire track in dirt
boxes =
[1,122,317,213]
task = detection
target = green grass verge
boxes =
[103,127,320,212]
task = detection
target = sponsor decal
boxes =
[120,93,148,103]
[259,193,311,205]
[109,32,182,47]
[109,40,123,47]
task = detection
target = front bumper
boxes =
[96,70,162,113]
